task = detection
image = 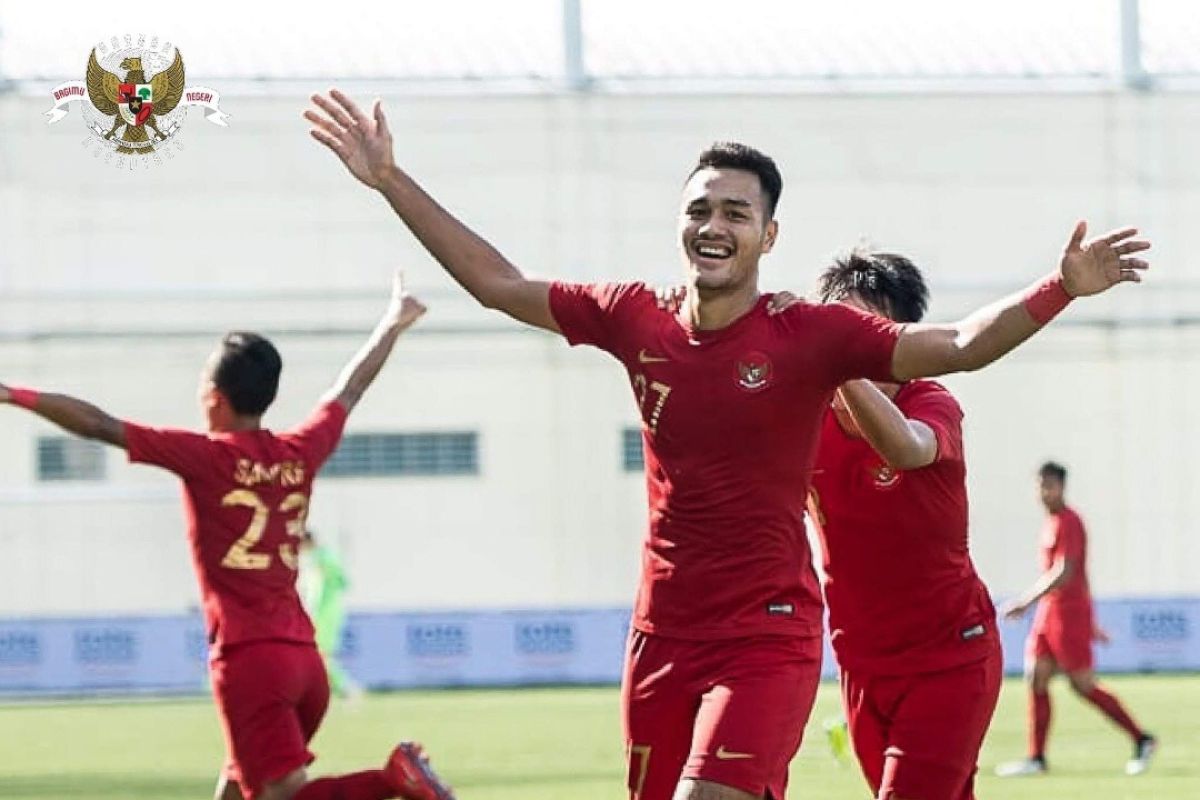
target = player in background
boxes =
[301,529,363,700]
[997,462,1157,778]
[0,273,454,800]
[305,88,1149,800]
[801,252,1002,800]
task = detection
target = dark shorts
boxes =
[842,644,1002,800]
[622,629,822,800]
[211,640,329,799]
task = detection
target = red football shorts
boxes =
[842,644,1002,800]
[621,629,822,800]
[211,640,330,799]
[1026,612,1095,673]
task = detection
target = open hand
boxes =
[654,285,687,313]
[768,290,802,315]
[305,89,396,190]
[1059,221,1151,298]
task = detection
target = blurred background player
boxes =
[300,529,363,701]
[997,461,1157,778]
[0,273,453,800]
[798,252,1002,800]
[304,87,1149,800]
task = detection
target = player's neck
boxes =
[685,284,760,331]
[210,414,263,434]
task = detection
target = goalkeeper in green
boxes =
[302,530,361,698]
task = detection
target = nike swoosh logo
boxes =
[638,349,669,364]
[715,745,755,760]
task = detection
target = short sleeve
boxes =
[1055,513,1086,561]
[548,281,643,355]
[803,302,903,386]
[124,423,214,480]
[284,401,348,472]
[900,383,964,464]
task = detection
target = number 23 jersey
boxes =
[124,402,347,656]
[550,282,901,640]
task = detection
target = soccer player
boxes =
[802,252,1003,800]
[301,529,362,700]
[997,462,1157,778]
[305,88,1149,800]
[0,273,454,800]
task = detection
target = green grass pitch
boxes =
[1,675,1195,798]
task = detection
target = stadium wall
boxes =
[1,91,1199,622]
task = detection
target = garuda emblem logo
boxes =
[46,34,228,168]
[86,48,185,153]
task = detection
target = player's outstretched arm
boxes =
[891,221,1149,381]
[304,90,559,333]
[0,384,125,447]
[836,380,938,470]
[323,271,426,414]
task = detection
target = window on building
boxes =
[622,427,644,472]
[324,432,479,477]
[37,436,106,481]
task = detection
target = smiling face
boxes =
[678,167,777,293]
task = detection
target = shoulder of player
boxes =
[1060,505,1087,528]
[896,379,960,409]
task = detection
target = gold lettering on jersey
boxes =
[219,489,310,572]
[632,375,673,435]
[233,458,307,488]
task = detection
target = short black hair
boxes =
[209,332,282,416]
[816,249,930,323]
[689,142,783,219]
[1039,461,1067,484]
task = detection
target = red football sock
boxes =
[1083,685,1144,741]
[1029,690,1051,759]
[292,770,395,800]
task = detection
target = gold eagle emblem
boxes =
[86,47,185,154]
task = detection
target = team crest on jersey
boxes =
[735,351,773,392]
[45,34,228,169]
[870,462,902,490]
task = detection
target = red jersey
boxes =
[549,282,901,640]
[1033,506,1092,625]
[808,380,997,675]
[125,402,348,656]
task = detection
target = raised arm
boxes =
[304,90,559,333]
[0,385,125,447]
[324,271,427,414]
[891,221,1150,381]
[836,380,938,470]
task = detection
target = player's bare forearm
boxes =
[326,273,426,414]
[892,221,1150,381]
[304,90,558,333]
[374,166,558,332]
[1008,558,1073,616]
[0,385,125,447]
[837,380,938,469]
[892,288,1040,380]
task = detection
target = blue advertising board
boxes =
[0,598,1195,697]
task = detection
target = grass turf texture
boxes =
[0,675,1195,799]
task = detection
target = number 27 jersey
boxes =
[124,402,347,656]
[550,282,901,640]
